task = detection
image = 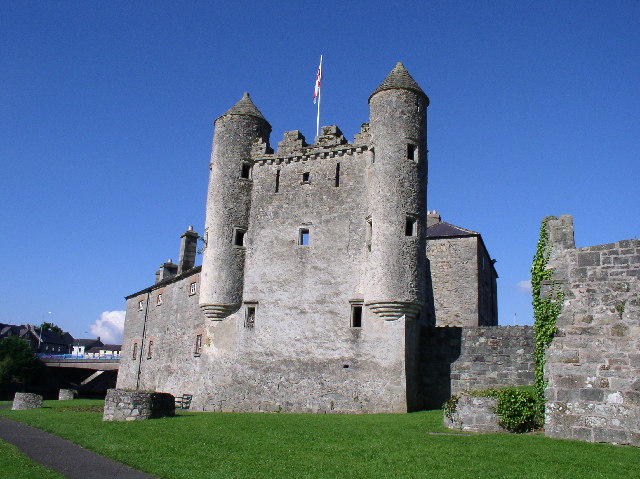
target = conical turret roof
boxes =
[218,92,267,121]
[369,62,429,104]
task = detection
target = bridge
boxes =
[35,355,120,394]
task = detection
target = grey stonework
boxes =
[12,392,43,410]
[421,326,534,409]
[58,389,77,400]
[103,389,175,421]
[426,213,498,326]
[543,216,640,446]
[444,395,504,433]
[117,63,507,413]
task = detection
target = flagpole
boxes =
[316,55,322,138]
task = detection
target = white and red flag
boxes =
[313,55,322,104]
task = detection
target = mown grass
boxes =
[0,439,66,478]
[1,400,639,479]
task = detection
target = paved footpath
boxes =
[0,415,158,479]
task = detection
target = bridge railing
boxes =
[36,353,121,360]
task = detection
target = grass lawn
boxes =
[0,440,66,479]
[1,400,638,479]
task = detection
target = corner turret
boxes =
[199,93,272,320]
[364,62,429,320]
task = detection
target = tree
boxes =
[0,336,41,385]
[40,322,64,336]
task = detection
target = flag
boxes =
[313,55,322,104]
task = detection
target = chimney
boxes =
[427,210,441,228]
[158,259,178,281]
[178,226,199,274]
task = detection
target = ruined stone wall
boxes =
[427,236,479,326]
[421,326,534,409]
[544,224,640,446]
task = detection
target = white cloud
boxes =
[89,311,126,344]
[517,280,532,294]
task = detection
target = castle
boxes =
[117,63,505,413]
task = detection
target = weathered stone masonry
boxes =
[117,63,513,413]
[544,215,640,446]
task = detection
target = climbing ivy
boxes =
[531,217,564,418]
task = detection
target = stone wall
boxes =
[421,326,535,409]
[58,389,77,400]
[444,395,503,432]
[544,216,640,446]
[103,389,175,421]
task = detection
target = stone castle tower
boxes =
[116,63,498,413]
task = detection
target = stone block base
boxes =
[58,389,77,400]
[12,392,43,410]
[103,389,175,421]
[444,395,504,433]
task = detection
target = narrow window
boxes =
[299,228,310,246]
[233,228,245,247]
[366,217,372,251]
[351,305,363,328]
[138,300,144,311]
[245,306,256,329]
[147,340,153,359]
[157,294,163,305]
[407,144,417,162]
[335,163,340,187]
[241,162,251,179]
[194,334,202,356]
[302,172,310,183]
[189,282,197,295]
[132,342,138,360]
[405,217,417,237]
[370,148,375,164]
[275,169,280,193]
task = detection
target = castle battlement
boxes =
[250,124,371,165]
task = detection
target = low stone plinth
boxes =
[444,395,504,433]
[58,389,77,400]
[12,392,43,410]
[103,389,175,421]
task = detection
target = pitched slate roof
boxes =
[369,62,429,104]
[219,92,267,121]
[427,221,478,238]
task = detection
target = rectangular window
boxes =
[241,162,251,179]
[351,303,363,328]
[233,228,246,247]
[157,294,162,305]
[366,217,372,251]
[138,300,144,311]
[147,340,153,359]
[132,342,138,360]
[405,217,417,237]
[335,163,340,187]
[407,144,417,162]
[245,305,256,329]
[302,172,310,183]
[299,228,310,246]
[194,334,202,356]
[275,169,280,193]
[189,282,197,295]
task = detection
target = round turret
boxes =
[199,93,271,320]
[364,63,429,320]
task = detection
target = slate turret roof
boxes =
[369,62,429,104]
[219,92,267,121]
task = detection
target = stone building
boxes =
[117,63,507,413]
[427,211,498,327]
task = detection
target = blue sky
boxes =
[1,0,638,340]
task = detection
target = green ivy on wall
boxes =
[531,217,564,417]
